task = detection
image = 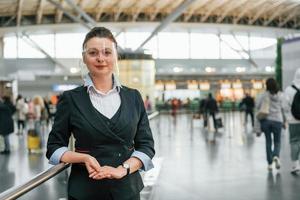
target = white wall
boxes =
[282,38,300,89]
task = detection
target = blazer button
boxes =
[118,153,121,157]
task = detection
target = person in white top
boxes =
[283,68,300,174]
[16,95,28,135]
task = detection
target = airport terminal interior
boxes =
[0,0,300,199]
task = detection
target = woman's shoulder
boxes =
[120,85,139,94]
[120,86,144,102]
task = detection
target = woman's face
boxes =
[83,37,116,77]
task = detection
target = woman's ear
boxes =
[82,54,86,64]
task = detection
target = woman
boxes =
[256,78,285,171]
[16,95,28,135]
[46,27,155,200]
[283,68,300,174]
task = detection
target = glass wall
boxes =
[3,31,276,59]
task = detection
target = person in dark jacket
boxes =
[46,27,155,200]
[0,97,14,154]
[199,98,208,127]
[240,93,255,127]
[205,93,219,132]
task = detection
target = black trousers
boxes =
[245,110,254,127]
[68,193,140,200]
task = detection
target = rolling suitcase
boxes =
[27,129,41,153]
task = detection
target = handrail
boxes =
[0,111,159,200]
[148,111,159,120]
[0,163,70,200]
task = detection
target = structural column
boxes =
[0,37,4,58]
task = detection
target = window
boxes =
[158,32,189,59]
[4,36,17,58]
[190,33,219,59]
[55,33,85,58]
[250,36,276,50]
[124,32,151,50]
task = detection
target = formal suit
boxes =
[46,86,155,200]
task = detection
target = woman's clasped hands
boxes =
[84,155,126,180]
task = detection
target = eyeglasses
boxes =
[83,48,113,58]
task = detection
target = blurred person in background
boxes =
[283,68,300,174]
[205,93,219,132]
[171,98,179,117]
[240,93,255,127]
[16,94,28,135]
[0,96,15,154]
[144,95,152,113]
[199,98,208,127]
[32,95,45,136]
[256,78,286,171]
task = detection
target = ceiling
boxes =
[1,0,300,30]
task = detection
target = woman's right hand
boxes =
[84,155,101,176]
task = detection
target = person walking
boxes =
[16,94,28,135]
[0,97,14,154]
[240,93,255,127]
[256,78,286,171]
[144,95,152,112]
[199,98,208,127]
[46,27,155,200]
[283,68,300,174]
[205,93,219,132]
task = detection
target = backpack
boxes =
[291,85,300,120]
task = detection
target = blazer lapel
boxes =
[70,86,127,145]
[112,87,132,132]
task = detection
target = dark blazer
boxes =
[46,86,155,200]
[0,101,14,136]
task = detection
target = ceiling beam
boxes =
[200,0,230,23]
[136,0,197,51]
[132,1,153,22]
[279,8,299,27]
[248,0,286,25]
[16,0,24,26]
[293,19,300,28]
[65,0,96,26]
[47,0,92,29]
[94,0,115,21]
[3,15,16,27]
[233,0,267,24]
[216,0,247,23]
[113,0,135,21]
[55,0,64,23]
[183,0,210,22]
[36,0,45,24]
[263,3,300,26]
[149,0,172,21]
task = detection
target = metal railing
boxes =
[0,163,70,200]
[0,111,159,200]
[148,111,159,120]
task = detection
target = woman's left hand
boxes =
[90,166,126,180]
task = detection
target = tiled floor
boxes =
[1,112,300,200]
[151,112,300,200]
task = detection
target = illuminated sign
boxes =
[52,84,78,92]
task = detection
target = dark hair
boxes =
[266,78,279,94]
[82,27,117,50]
[3,96,11,103]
